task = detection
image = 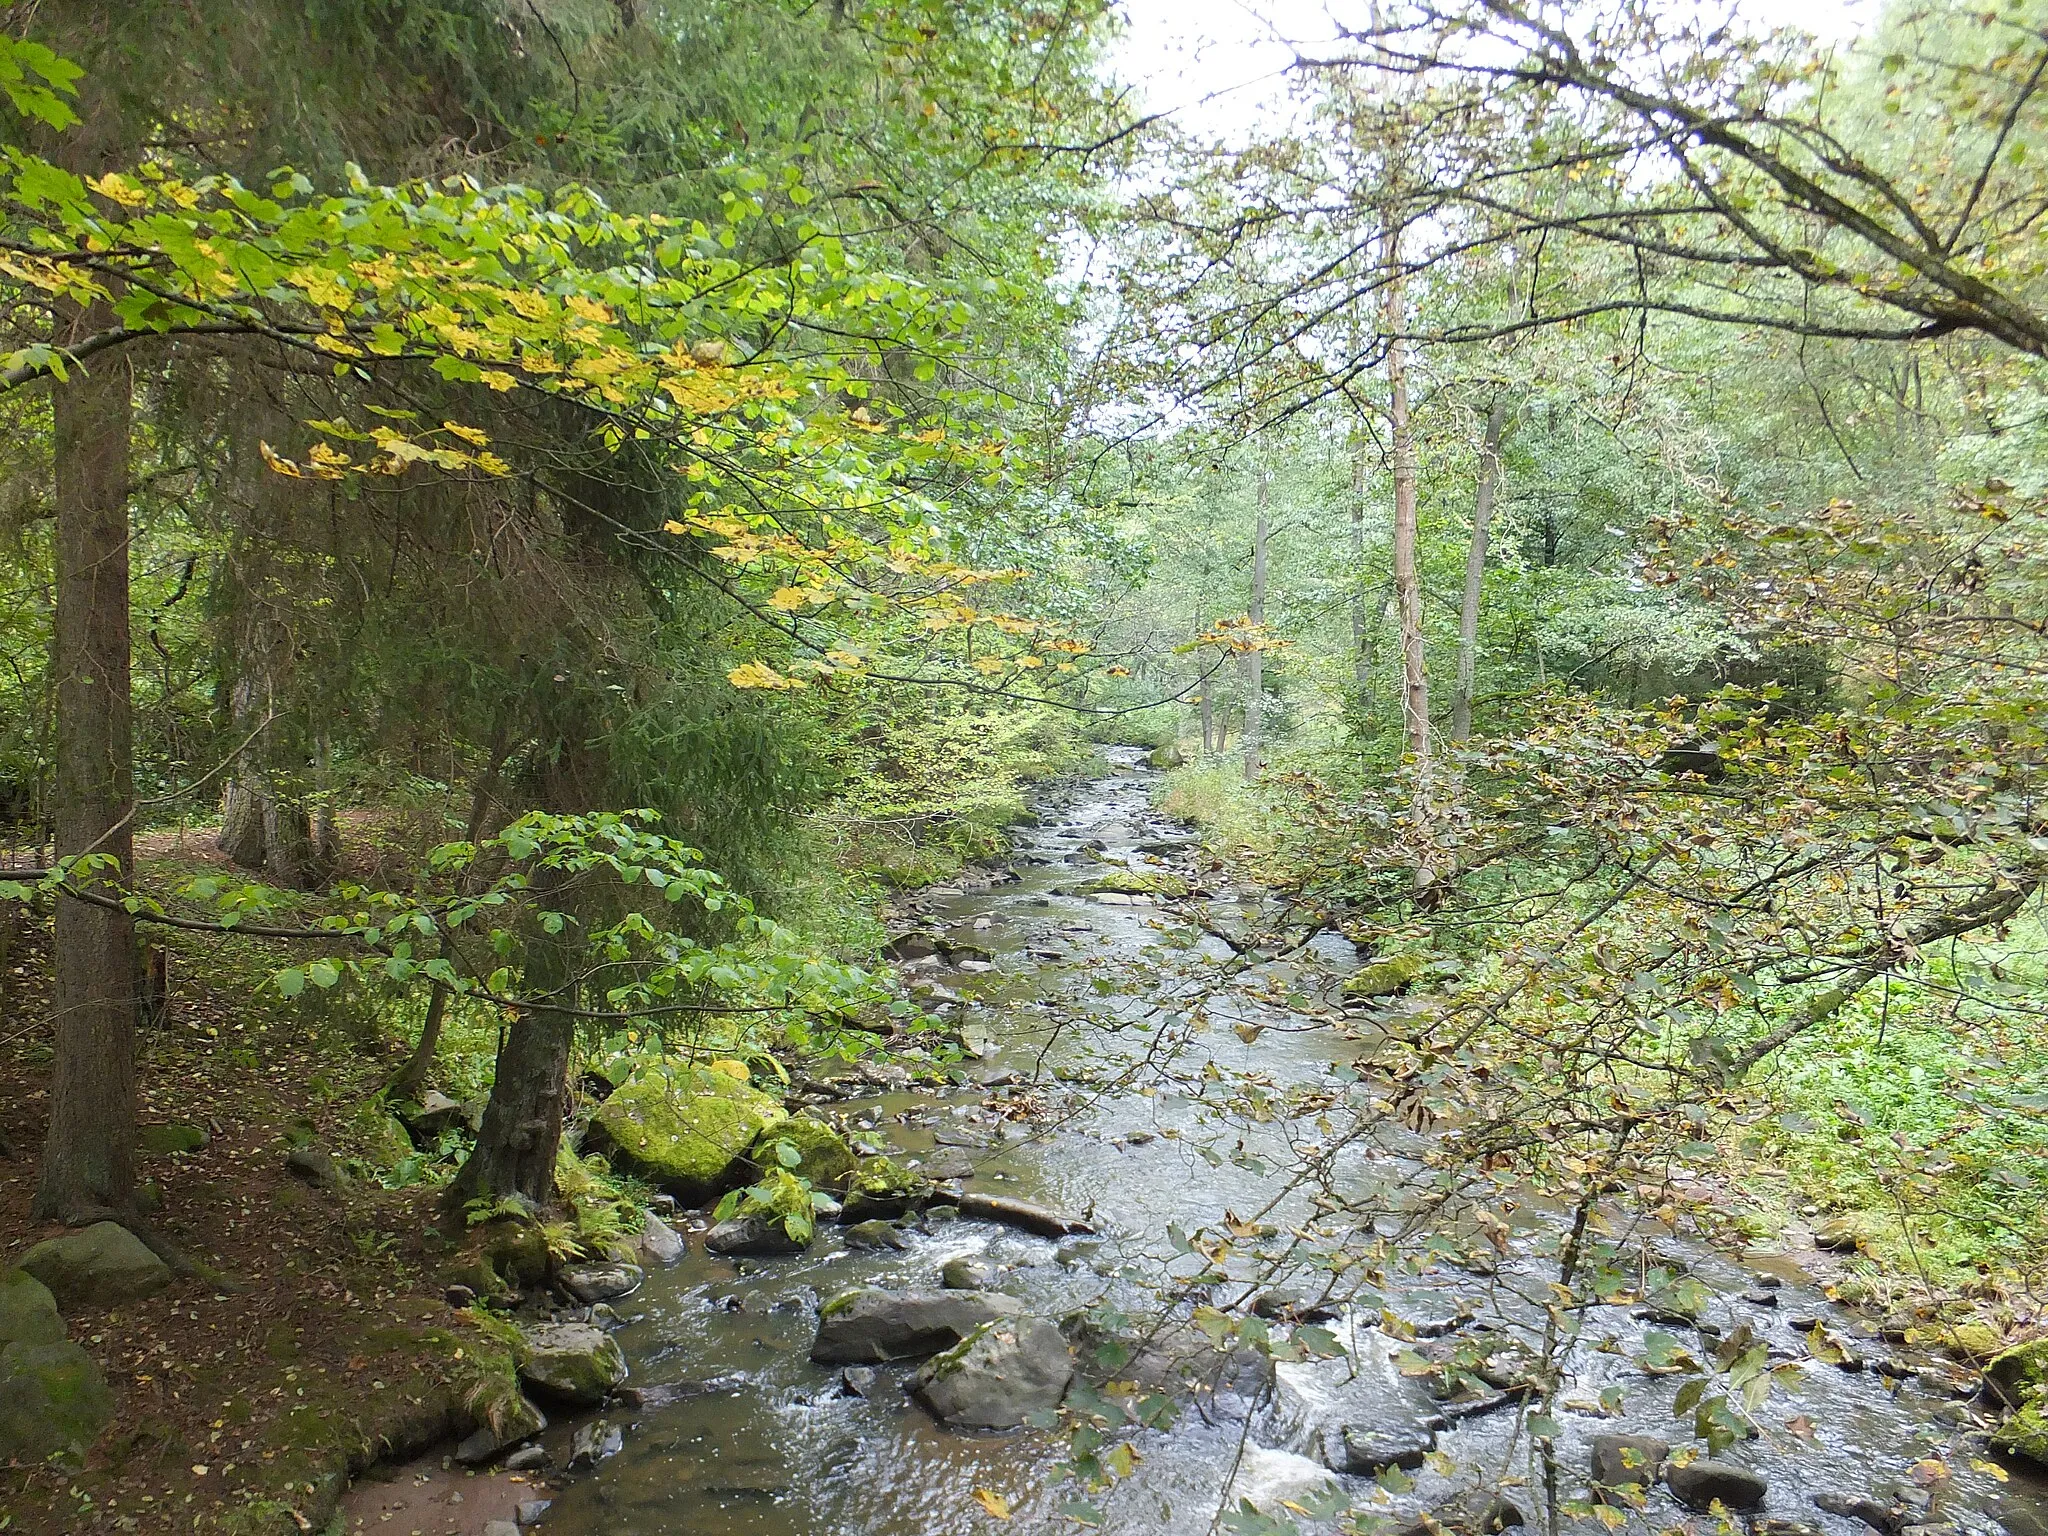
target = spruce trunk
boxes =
[34,300,138,1222]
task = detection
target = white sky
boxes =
[1111,0,1874,137]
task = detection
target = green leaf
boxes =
[275,968,306,998]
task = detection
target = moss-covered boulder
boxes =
[1993,1397,2048,1469]
[1342,953,1427,1000]
[748,1115,857,1190]
[18,1221,171,1309]
[1079,867,1189,899]
[351,1104,418,1169]
[518,1322,627,1409]
[586,1065,787,1205]
[0,1339,114,1460]
[842,1155,935,1222]
[1988,1338,2048,1408]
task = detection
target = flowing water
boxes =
[533,748,2048,1536]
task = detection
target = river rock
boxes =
[1252,1290,1339,1323]
[1343,954,1426,999]
[811,1288,1026,1364]
[884,932,941,961]
[941,1257,996,1290]
[1590,1433,1668,1492]
[503,1443,551,1472]
[0,1268,66,1346]
[561,1261,643,1303]
[515,1501,551,1526]
[568,1418,623,1468]
[706,1215,809,1256]
[17,1221,172,1309]
[1329,1423,1436,1475]
[518,1322,627,1408]
[841,1156,934,1222]
[586,1065,786,1204]
[639,1211,685,1266]
[1813,1216,1864,1251]
[1665,1459,1768,1512]
[0,1339,115,1460]
[1814,1495,1903,1535]
[1992,1398,2048,1468]
[843,1219,908,1251]
[911,1316,1074,1429]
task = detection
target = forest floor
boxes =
[0,906,542,1536]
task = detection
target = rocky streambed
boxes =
[417,747,2048,1536]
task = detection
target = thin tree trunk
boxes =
[1384,233,1429,764]
[1351,435,1370,697]
[1451,395,1507,744]
[1199,657,1214,755]
[1242,467,1269,783]
[34,298,138,1223]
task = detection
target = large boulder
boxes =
[1342,954,1426,1000]
[0,1339,115,1459]
[811,1289,1026,1364]
[911,1317,1074,1429]
[747,1115,856,1191]
[1665,1460,1768,1513]
[586,1065,787,1205]
[0,1268,67,1347]
[518,1322,627,1409]
[17,1221,171,1309]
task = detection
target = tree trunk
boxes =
[34,298,139,1223]
[1451,394,1507,744]
[1351,434,1371,697]
[1199,657,1214,755]
[1385,234,1429,764]
[1242,467,1269,783]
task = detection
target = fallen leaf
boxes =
[1784,1414,1817,1439]
[973,1489,1012,1519]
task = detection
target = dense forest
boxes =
[2,2,2047,1535]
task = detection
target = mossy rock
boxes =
[842,1154,934,1221]
[587,1064,787,1205]
[0,1269,65,1348]
[0,1339,114,1460]
[1993,1397,2048,1469]
[1343,953,1427,999]
[748,1115,857,1191]
[1079,868,1189,899]
[1988,1338,2048,1407]
[1148,743,1184,769]
[351,1104,417,1169]
[1941,1321,2007,1365]
[484,1222,553,1291]
[137,1122,208,1156]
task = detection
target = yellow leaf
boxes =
[1970,1459,2009,1483]
[442,420,489,445]
[971,1489,1011,1520]
[479,369,518,392]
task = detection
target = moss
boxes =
[349,1103,416,1169]
[588,1064,787,1204]
[821,1289,865,1319]
[1988,1338,2048,1406]
[1993,1397,2048,1468]
[842,1154,934,1220]
[749,1115,856,1190]
[1079,867,1189,898]
[1343,953,1428,999]
[137,1122,208,1155]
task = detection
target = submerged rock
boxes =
[911,1316,1074,1429]
[843,1219,908,1251]
[1665,1459,1768,1512]
[1395,1491,1524,1536]
[518,1322,627,1408]
[568,1418,623,1468]
[941,1257,997,1291]
[17,1221,171,1309]
[586,1065,787,1204]
[811,1288,1026,1364]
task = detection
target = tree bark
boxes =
[1451,394,1508,743]
[34,297,139,1223]
[1351,434,1371,698]
[1242,466,1269,783]
[1199,656,1214,755]
[1385,232,1430,764]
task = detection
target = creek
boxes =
[530,748,2048,1536]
